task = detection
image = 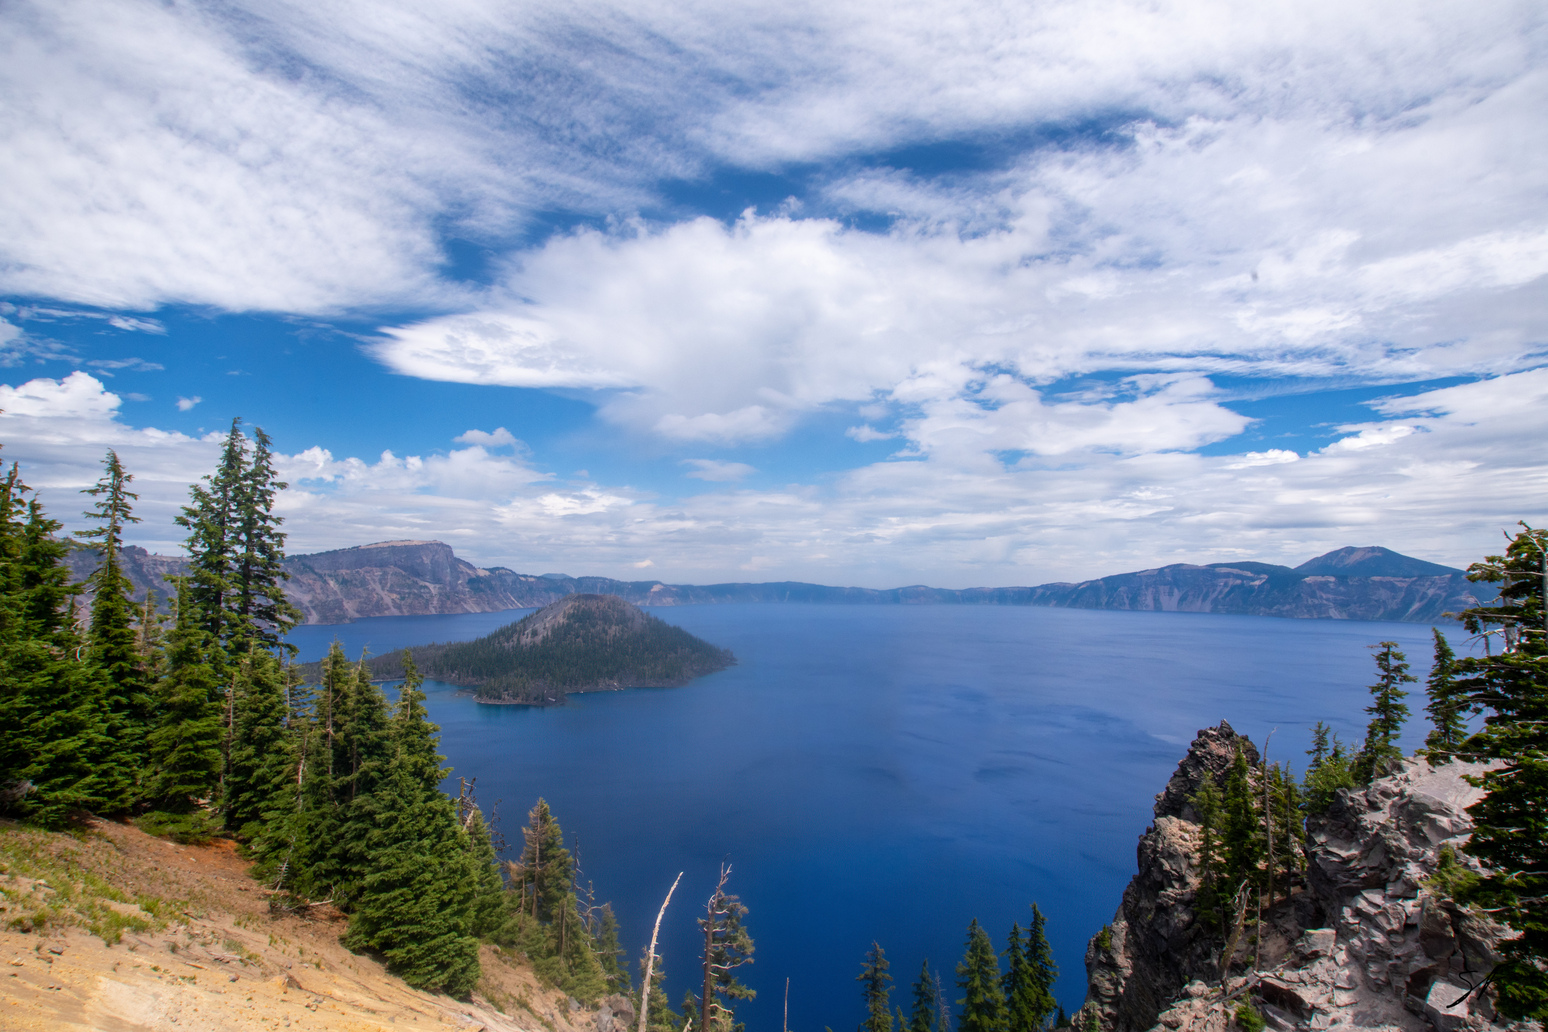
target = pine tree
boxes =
[75,450,150,810]
[858,941,894,1032]
[231,427,299,654]
[908,960,939,1032]
[1452,523,1548,1020]
[340,761,482,994]
[1221,747,1262,894]
[1022,905,1057,1030]
[955,919,1007,1032]
[177,420,248,652]
[144,578,223,813]
[1353,641,1413,782]
[516,798,573,924]
[223,649,297,837]
[1422,630,1467,761]
[1192,778,1225,927]
[0,470,118,825]
[698,864,755,1032]
[1303,729,1354,814]
[639,949,683,1032]
[597,903,631,994]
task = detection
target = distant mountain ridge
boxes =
[67,540,1488,625]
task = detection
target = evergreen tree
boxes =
[1422,630,1467,760]
[340,761,482,995]
[597,903,631,994]
[232,427,300,654]
[223,649,297,837]
[0,470,117,825]
[516,798,573,924]
[1221,747,1262,894]
[1353,641,1413,782]
[639,949,683,1032]
[462,804,508,940]
[858,941,894,1032]
[1303,729,1354,814]
[144,578,223,813]
[698,865,755,1032]
[908,960,939,1032]
[1021,905,1057,1030]
[177,420,247,652]
[1270,765,1304,893]
[1192,778,1225,927]
[75,450,149,810]
[1452,523,1548,1020]
[955,919,1007,1032]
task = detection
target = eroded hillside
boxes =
[0,818,634,1032]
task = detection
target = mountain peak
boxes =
[1293,545,1461,578]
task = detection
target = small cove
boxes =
[290,604,1447,1032]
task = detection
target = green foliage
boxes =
[1093,925,1112,953]
[857,941,894,1032]
[698,865,755,1032]
[350,595,735,703]
[1192,778,1225,928]
[1221,747,1263,893]
[1303,725,1355,814]
[1353,641,1414,783]
[1234,1004,1265,1032]
[907,960,939,1032]
[597,903,631,994]
[1450,522,1548,1020]
[1003,906,1057,1032]
[136,808,224,845]
[223,650,297,834]
[955,918,1008,1032]
[1423,844,1479,900]
[1423,630,1468,761]
[144,578,223,813]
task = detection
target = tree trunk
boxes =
[638,872,682,1032]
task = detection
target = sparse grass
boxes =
[0,820,177,944]
[134,809,224,845]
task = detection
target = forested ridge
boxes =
[347,593,736,704]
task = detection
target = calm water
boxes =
[290,605,1448,1031]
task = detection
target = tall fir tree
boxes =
[1422,630,1467,760]
[698,865,755,1032]
[858,941,894,1032]
[223,649,297,836]
[597,903,631,994]
[232,427,299,654]
[1221,747,1263,894]
[144,577,224,813]
[1302,726,1354,814]
[908,960,940,1032]
[75,449,150,810]
[1452,523,1548,1020]
[955,919,1007,1032]
[0,468,117,825]
[1353,641,1413,782]
[1192,778,1225,927]
[177,420,248,653]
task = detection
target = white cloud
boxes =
[0,369,1543,585]
[176,396,201,412]
[682,459,756,482]
[454,427,519,449]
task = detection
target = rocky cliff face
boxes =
[1083,729,1524,1032]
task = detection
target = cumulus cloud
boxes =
[2,369,1542,586]
[176,396,201,412]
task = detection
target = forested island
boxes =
[2,419,1545,1032]
[330,593,737,704]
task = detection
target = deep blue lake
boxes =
[289,605,1450,1032]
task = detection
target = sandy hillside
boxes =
[0,817,631,1032]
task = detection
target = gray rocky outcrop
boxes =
[1082,732,1531,1032]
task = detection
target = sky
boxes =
[1,0,1545,588]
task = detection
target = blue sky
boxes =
[1,0,1546,586]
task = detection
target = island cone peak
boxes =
[357,593,735,705]
[511,593,648,647]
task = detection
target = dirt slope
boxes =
[0,818,621,1032]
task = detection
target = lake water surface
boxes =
[290,605,1448,1032]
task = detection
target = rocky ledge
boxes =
[1083,723,1531,1032]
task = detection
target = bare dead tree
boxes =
[639,872,683,1032]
